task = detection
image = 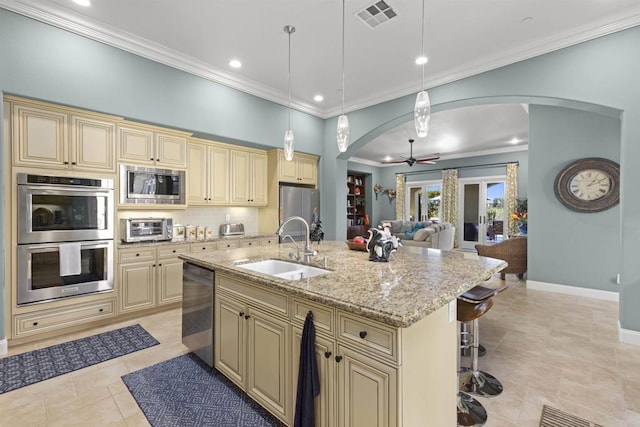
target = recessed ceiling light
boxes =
[313,94,324,102]
[384,155,392,162]
[229,59,242,69]
[72,0,91,6]
[509,137,520,144]
[415,56,428,65]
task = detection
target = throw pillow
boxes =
[413,228,432,241]
[413,222,425,232]
[405,231,415,239]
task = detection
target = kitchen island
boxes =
[180,241,506,426]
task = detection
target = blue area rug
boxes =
[122,353,284,427]
[0,324,158,394]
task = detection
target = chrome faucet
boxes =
[276,216,318,263]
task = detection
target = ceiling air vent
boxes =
[356,1,397,29]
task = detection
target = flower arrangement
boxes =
[511,198,528,233]
[510,211,528,226]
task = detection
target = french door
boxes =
[458,177,506,250]
[405,180,442,222]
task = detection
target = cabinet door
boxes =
[157,258,183,305]
[155,133,187,168]
[230,149,251,204]
[278,151,299,183]
[214,293,246,388]
[298,156,318,185]
[187,142,209,205]
[119,262,155,313]
[13,103,67,168]
[70,114,116,172]
[208,145,230,204]
[118,125,154,165]
[292,326,336,427]
[337,345,397,427]
[251,153,268,205]
[247,307,290,422]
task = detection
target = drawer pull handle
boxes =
[335,355,343,363]
[359,331,368,339]
[239,312,244,317]
[33,322,38,326]
[324,351,332,358]
[172,250,176,253]
[136,253,140,257]
[158,263,162,267]
[99,308,104,312]
[202,247,206,250]
[244,314,251,320]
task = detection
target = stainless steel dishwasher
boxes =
[181,262,214,367]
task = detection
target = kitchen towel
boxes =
[59,242,82,276]
[294,311,320,427]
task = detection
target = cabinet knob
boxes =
[33,322,38,326]
[156,158,160,161]
[136,253,140,257]
[202,247,206,250]
[172,250,176,253]
[239,311,244,317]
[324,351,332,359]
[71,162,77,165]
[244,314,251,320]
[359,331,368,339]
[158,263,162,266]
[63,161,69,165]
[335,355,343,363]
[99,308,104,312]
[150,158,154,161]
[152,264,156,267]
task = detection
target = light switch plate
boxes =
[448,300,456,323]
[225,213,231,222]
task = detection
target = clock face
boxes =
[568,169,612,201]
[554,158,620,213]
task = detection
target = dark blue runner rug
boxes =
[122,353,284,427]
[0,324,158,394]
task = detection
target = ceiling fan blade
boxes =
[416,160,437,165]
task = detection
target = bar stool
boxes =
[458,285,507,398]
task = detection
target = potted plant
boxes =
[510,198,528,234]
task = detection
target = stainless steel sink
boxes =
[236,259,330,280]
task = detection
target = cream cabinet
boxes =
[187,140,230,205]
[215,275,291,424]
[278,150,318,186]
[118,123,188,169]
[118,244,189,313]
[230,149,268,206]
[10,98,119,172]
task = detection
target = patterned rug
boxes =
[122,353,284,427]
[539,405,604,427]
[0,324,158,394]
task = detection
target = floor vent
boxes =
[356,1,397,29]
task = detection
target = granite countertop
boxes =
[117,233,276,249]
[179,241,507,328]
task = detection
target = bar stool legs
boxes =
[457,392,487,427]
[459,318,503,397]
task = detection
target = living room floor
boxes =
[1,275,639,426]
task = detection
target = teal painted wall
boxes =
[529,105,620,291]
[2,8,640,335]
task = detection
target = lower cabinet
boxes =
[215,276,291,424]
[118,244,189,313]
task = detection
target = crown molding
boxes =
[3,1,640,119]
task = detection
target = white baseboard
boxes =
[0,338,7,355]
[618,321,640,346]
[526,280,619,302]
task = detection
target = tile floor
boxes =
[1,274,639,426]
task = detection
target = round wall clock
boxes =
[554,157,620,212]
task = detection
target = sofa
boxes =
[379,220,456,251]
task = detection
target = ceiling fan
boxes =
[382,138,440,167]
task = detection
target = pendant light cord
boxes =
[341,0,346,115]
[288,28,292,129]
[421,0,425,92]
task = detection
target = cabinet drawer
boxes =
[13,299,116,338]
[337,311,399,363]
[260,237,278,246]
[291,298,334,337]
[217,275,288,318]
[118,247,155,263]
[157,244,190,259]
[238,239,259,248]
[217,240,240,250]
[192,242,218,252]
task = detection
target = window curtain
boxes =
[441,169,458,247]
[395,174,405,220]
[505,163,518,237]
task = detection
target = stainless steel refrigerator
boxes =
[279,185,320,242]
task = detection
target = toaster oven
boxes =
[120,218,173,242]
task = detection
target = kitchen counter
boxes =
[179,241,506,328]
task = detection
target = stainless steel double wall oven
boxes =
[17,174,115,305]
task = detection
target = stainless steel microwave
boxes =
[119,165,186,205]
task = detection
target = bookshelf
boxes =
[347,172,368,238]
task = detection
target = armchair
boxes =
[475,237,527,280]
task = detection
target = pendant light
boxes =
[336,0,349,152]
[414,0,431,138]
[283,25,295,161]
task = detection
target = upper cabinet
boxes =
[187,139,230,205]
[277,150,318,186]
[10,98,121,172]
[118,122,189,169]
[230,149,268,206]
